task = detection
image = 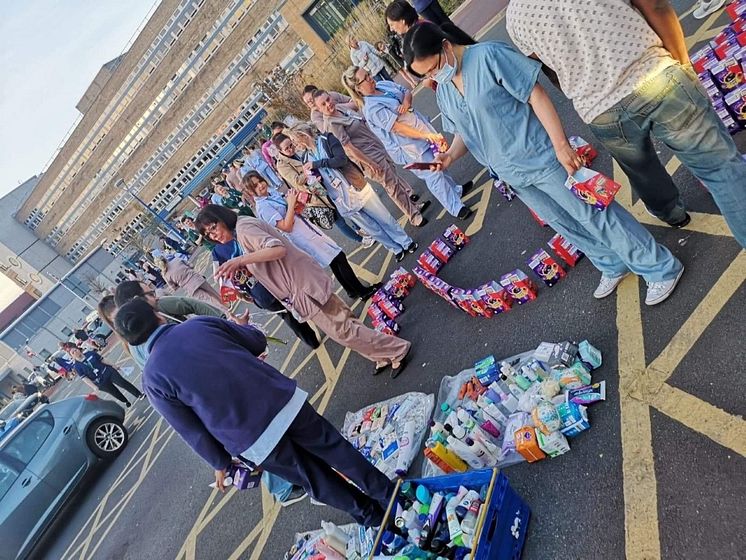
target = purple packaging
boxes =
[566,381,607,406]
[714,100,742,134]
[724,85,746,126]
[230,464,263,490]
[710,58,745,92]
[493,179,517,201]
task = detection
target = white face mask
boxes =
[433,44,458,84]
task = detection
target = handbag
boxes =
[301,198,337,230]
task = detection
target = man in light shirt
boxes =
[507,0,746,247]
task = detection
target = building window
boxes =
[303,0,357,41]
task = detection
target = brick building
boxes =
[15,0,360,260]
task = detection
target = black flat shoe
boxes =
[374,363,390,375]
[460,180,475,198]
[395,250,406,262]
[405,241,419,254]
[418,200,431,213]
[457,206,474,220]
[412,217,428,228]
[409,194,420,202]
[390,354,410,379]
[359,283,382,301]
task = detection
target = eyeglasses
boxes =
[356,73,372,86]
[204,223,219,238]
[423,51,443,78]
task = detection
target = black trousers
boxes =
[419,1,452,25]
[253,402,395,526]
[329,252,369,299]
[251,283,320,348]
[98,369,142,405]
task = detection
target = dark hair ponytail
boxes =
[403,21,476,76]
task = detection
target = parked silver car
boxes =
[0,395,128,560]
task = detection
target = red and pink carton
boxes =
[548,233,584,267]
[528,249,567,287]
[565,167,621,210]
[476,281,513,315]
[568,136,598,165]
[499,270,538,305]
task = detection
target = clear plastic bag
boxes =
[342,392,435,480]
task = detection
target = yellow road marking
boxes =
[465,181,493,237]
[616,276,662,560]
[648,384,746,456]
[647,251,745,386]
[436,168,489,220]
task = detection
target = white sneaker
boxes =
[593,273,630,299]
[361,236,375,248]
[645,266,684,306]
[693,0,725,19]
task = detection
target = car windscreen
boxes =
[0,400,25,421]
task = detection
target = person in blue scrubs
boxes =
[342,67,473,219]
[287,122,419,262]
[242,174,378,301]
[403,22,685,305]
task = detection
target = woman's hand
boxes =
[216,256,250,280]
[398,96,412,115]
[555,142,584,176]
[214,469,228,493]
[286,189,298,208]
[431,151,454,171]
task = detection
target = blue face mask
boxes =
[433,45,457,84]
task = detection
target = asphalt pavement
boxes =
[31,3,745,560]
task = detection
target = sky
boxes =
[0,0,160,197]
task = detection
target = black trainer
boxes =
[406,241,419,253]
[460,180,475,198]
[409,193,420,202]
[457,206,474,220]
[395,250,406,262]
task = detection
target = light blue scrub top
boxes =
[254,193,340,267]
[362,81,436,165]
[436,42,561,187]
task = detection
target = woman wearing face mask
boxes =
[196,205,412,377]
[287,122,419,262]
[404,23,684,305]
[342,66,473,219]
[242,172,379,301]
[273,132,365,243]
[313,89,430,227]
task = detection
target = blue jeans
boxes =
[348,189,413,252]
[517,165,683,283]
[335,213,363,242]
[589,63,746,247]
[261,471,294,502]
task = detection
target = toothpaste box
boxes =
[568,135,598,165]
[548,233,584,267]
[565,167,621,210]
[499,270,538,304]
[528,249,567,287]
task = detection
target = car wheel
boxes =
[86,417,128,459]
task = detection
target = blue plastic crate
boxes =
[371,468,531,559]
